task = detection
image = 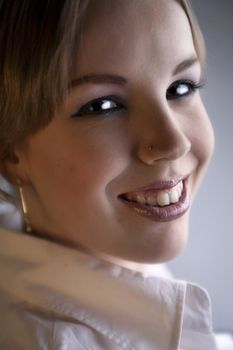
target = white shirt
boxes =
[0,227,218,349]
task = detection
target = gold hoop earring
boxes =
[17,180,32,233]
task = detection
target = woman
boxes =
[0,0,217,349]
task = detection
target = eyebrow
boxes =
[70,74,127,88]
[173,56,199,75]
[70,56,199,88]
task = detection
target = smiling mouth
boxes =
[118,178,190,222]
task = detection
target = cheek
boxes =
[65,134,129,195]
[186,104,215,196]
[27,125,129,202]
[186,101,215,166]
[194,112,215,165]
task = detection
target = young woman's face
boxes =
[14,0,214,263]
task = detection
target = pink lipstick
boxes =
[118,177,190,222]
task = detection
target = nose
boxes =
[134,104,191,165]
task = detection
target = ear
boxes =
[1,146,29,186]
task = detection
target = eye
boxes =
[71,95,126,117]
[166,79,203,100]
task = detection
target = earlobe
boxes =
[1,149,29,186]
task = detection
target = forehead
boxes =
[73,0,196,78]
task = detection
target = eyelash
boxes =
[71,95,125,118]
[71,79,203,117]
[166,79,204,100]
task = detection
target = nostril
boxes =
[136,138,191,165]
[165,135,191,160]
[133,108,191,164]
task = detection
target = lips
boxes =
[118,177,190,222]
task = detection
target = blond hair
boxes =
[0,0,205,197]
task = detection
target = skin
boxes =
[6,0,214,264]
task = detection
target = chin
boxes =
[120,216,190,264]
[128,242,187,264]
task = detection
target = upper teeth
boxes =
[125,181,183,207]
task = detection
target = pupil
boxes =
[90,100,113,112]
[91,102,102,112]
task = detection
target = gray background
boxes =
[168,0,233,332]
